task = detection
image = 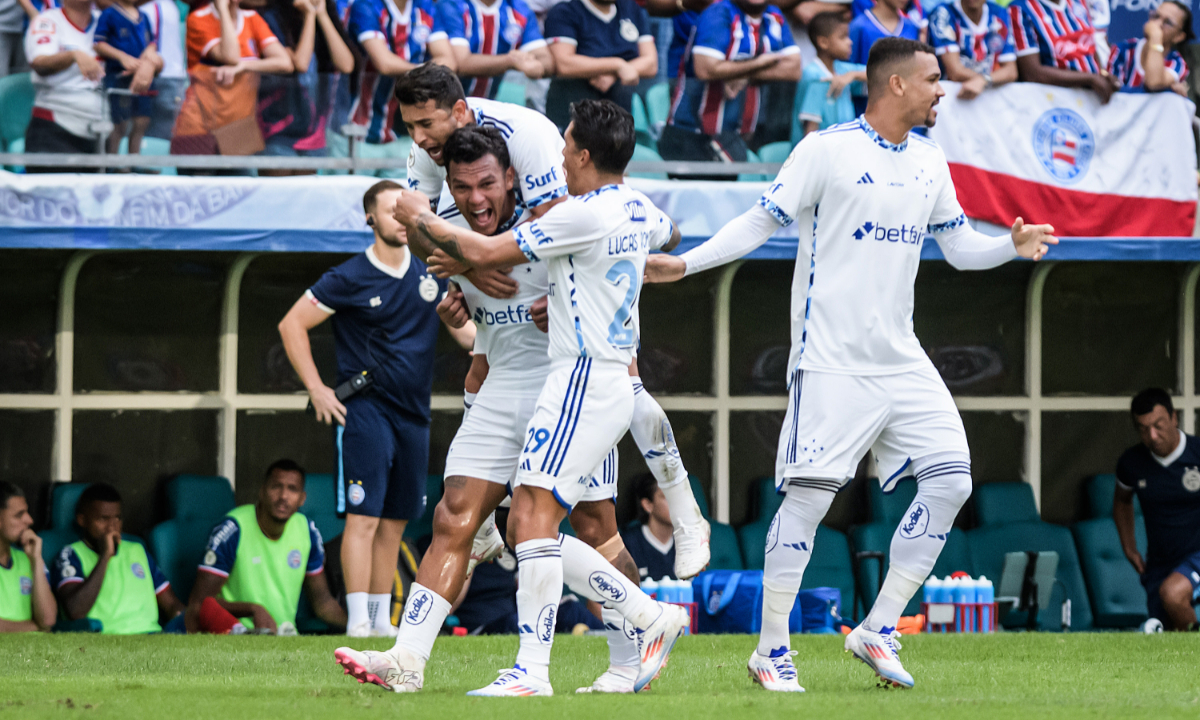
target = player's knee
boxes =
[343,513,381,540]
[1159,574,1192,606]
[914,460,974,510]
[568,505,614,547]
[430,500,475,541]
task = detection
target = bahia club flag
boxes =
[928,82,1197,236]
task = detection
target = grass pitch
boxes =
[1,632,1197,719]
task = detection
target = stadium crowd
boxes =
[0,0,1192,171]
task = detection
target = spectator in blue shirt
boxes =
[543,0,657,131]
[277,180,474,638]
[662,0,799,164]
[847,0,918,65]
[927,0,1016,99]
[94,0,162,156]
[791,10,864,143]
[1107,1,1191,95]
[437,0,553,100]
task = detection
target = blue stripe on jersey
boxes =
[882,458,914,492]
[554,358,592,476]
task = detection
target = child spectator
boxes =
[94,0,162,156]
[1107,0,1191,95]
[256,0,354,173]
[927,0,1016,100]
[791,10,863,143]
[847,0,918,65]
[144,0,189,141]
[543,0,656,131]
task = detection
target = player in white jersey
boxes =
[387,100,690,697]
[646,38,1058,692]
[334,125,671,695]
[397,63,712,571]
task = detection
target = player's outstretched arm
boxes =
[932,216,1057,270]
[646,204,780,284]
[393,190,527,270]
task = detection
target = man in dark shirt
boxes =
[1115,387,1200,630]
[278,180,474,638]
[621,473,676,582]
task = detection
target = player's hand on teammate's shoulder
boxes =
[467,268,519,300]
[531,296,549,333]
[437,286,470,329]
[1010,217,1058,262]
[391,190,432,227]
[644,254,687,284]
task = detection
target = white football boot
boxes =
[370,623,399,639]
[466,513,506,578]
[844,625,914,689]
[672,514,711,580]
[634,603,690,692]
[334,647,424,693]
[747,649,805,692]
[576,667,637,694]
[467,666,554,697]
[345,622,371,638]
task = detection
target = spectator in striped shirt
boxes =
[1008,0,1118,102]
[436,0,553,100]
[927,0,1016,99]
[1106,0,1190,95]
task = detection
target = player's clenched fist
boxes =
[391,189,433,227]
[437,285,470,329]
[644,254,687,284]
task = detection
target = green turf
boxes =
[1,633,1197,719]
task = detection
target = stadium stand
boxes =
[1072,474,1148,628]
[149,475,236,603]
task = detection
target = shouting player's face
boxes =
[400,99,471,165]
[904,52,944,128]
[447,154,517,236]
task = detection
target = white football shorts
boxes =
[775,359,969,492]
[515,357,633,510]
[445,375,620,503]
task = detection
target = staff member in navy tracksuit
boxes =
[278,180,475,638]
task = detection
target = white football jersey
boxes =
[512,184,674,365]
[24,9,103,138]
[437,196,551,393]
[407,98,567,213]
[758,117,967,379]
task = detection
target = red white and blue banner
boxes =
[929,81,1198,236]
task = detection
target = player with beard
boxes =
[645,38,1058,691]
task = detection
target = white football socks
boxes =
[559,533,661,629]
[757,485,835,656]
[346,591,368,632]
[602,608,640,678]
[630,381,702,525]
[391,582,450,664]
[513,538,563,682]
[863,453,973,634]
[369,592,394,632]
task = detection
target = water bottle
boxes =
[958,577,978,633]
[934,576,954,604]
[679,578,694,604]
[659,577,676,603]
[642,577,658,599]
[923,576,941,604]
[977,576,995,632]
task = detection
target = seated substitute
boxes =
[621,473,677,582]
[187,460,347,634]
[1106,1,1191,95]
[1115,388,1200,631]
[52,483,186,634]
[0,482,56,632]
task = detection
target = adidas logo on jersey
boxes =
[852,221,922,245]
[856,173,874,184]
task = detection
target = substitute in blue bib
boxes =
[278,180,474,637]
[0,482,56,632]
[1115,388,1200,630]
[52,483,185,634]
[186,460,346,634]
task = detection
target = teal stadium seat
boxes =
[738,148,769,182]
[300,473,345,542]
[973,481,1040,526]
[0,73,34,154]
[1072,515,1148,628]
[851,519,973,618]
[116,136,176,175]
[632,93,654,150]
[166,475,236,523]
[644,82,670,138]
[737,477,784,570]
[1085,473,1141,518]
[628,144,667,180]
[495,81,526,107]
[868,475,918,526]
[802,525,856,621]
[755,140,793,164]
[403,475,444,542]
[40,482,91,564]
